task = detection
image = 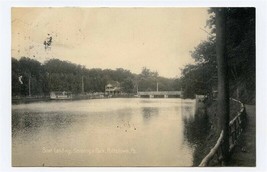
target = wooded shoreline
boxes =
[12,94,139,104]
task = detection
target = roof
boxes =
[106,84,113,87]
[106,81,120,87]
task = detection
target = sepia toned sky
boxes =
[12,7,210,78]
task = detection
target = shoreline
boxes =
[192,99,252,166]
[12,95,186,104]
[12,95,136,104]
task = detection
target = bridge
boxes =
[137,91,183,98]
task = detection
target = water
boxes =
[12,98,199,166]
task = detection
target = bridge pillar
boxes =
[164,95,168,98]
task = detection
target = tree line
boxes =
[180,8,255,103]
[12,57,181,97]
[12,8,255,102]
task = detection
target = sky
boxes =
[12,7,210,78]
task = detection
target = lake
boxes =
[12,98,202,166]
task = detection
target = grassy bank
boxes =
[191,99,242,166]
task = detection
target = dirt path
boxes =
[228,104,256,166]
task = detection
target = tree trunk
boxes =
[215,8,230,164]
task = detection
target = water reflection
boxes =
[142,107,159,123]
[182,102,211,166]
[13,112,79,132]
[12,98,201,166]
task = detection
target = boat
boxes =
[50,91,72,100]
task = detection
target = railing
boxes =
[229,99,246,152]
[138,91,182,96]
[199,98,247,166]
[199,130,224,166]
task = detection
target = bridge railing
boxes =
[138,91,182,96]
[199,98,247,166]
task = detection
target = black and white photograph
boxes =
[1,1,266,171]
[10,7,256,167]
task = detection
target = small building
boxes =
[105,82,121,95]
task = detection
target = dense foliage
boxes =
[180,8,255,102]
[12,57,181,96]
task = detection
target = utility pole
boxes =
[181,86,183,98]
[28,75,31,97]
[215,8,230,164]
[81,76,84,94]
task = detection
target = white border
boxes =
[1,0,267,172]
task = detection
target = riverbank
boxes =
[12,94,137,104]
[12,96,51,104]
[192,99,242,166]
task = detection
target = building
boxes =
[105,82,121,95]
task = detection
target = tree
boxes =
[215,8,230,163]
[121,77,134,93]
[12,58,21,96]
[180,8,255,103]
[208,8,255,103]
[11,57,49,96]
[13,57,180,97]
[138,67,159,91]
